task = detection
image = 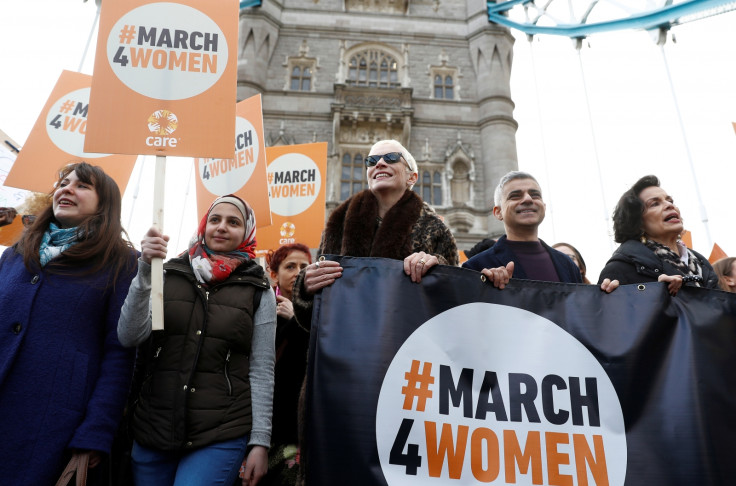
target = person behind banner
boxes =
[263,243,312,486]
[0,162,138,484]
[552,242,591,284]
[597,175,719,295]
[462,171,617,292]
[713,257,736,292]
[293,139,458,325]
[116,195,276,486]
[464,237,496,259]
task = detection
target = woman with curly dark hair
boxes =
[598,175,718,294]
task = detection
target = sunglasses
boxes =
[364,152,404,168]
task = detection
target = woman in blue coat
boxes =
[0,162,138,484]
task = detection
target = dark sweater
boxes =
[463,235,582,283]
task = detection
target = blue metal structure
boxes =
[240,0,262,8]
[488,0,736,37]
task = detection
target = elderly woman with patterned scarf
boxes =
[117,195,276,486]
[598,175,718,294]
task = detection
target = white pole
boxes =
[527,35,556,242]
[151,155,166,331]
[126,156,147,230]
[175,162,195,252]
[78,2,101,72]
[575,39,614,252]
[657,36,712,250]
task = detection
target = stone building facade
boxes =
[237,0,518,249]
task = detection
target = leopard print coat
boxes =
[292,189,457,327]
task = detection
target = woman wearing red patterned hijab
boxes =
[117,194,275,486]
[188,195,257,284]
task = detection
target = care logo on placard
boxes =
[376,303,627,486]
[267,153,321,217]
[280,221,296,238]
[279,221,296,244]
[145,109,179,148]
[46,88,108,158]
[199,116,259,195]
[107,2,228,100]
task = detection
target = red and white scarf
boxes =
[187,195,257,285]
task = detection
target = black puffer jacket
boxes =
[597,239,719,289]
[133,256,270,451]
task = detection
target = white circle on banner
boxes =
[45,88,109,158]
[107,3,228,100]
[376,302,626,486]
[198,116,258,195]
[267,153,321,216]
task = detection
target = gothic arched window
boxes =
[340,152,368,201]
[347,51,399,88]
[434,74,454,99]
[413,169,443,206]
[290,66,311,91]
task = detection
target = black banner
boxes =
[305,256,736,486]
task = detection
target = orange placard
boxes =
[193,94,271,227]
[254,142,328,256]
[85,0,237,158]
[5,71,137,194]
[0,218,24,247]
[709,243,728,264]
[681,230,692,249]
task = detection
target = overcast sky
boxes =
[1,1,734,280]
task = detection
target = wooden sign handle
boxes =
[151,155,166,331]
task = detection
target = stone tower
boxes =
[237,0,518,249]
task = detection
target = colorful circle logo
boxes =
[147,110,178,135]
[280,221,296,238]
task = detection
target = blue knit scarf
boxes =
[39,223,81,267]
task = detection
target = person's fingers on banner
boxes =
[658,273,684,296]
[140,226,169,264]
[304,260,343,294]
[600,278,620,293]
[403,251,439,283]
[481,261,514,289]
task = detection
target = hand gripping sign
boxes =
[5,71,137,195]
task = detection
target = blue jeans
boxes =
[131,435,249,486]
